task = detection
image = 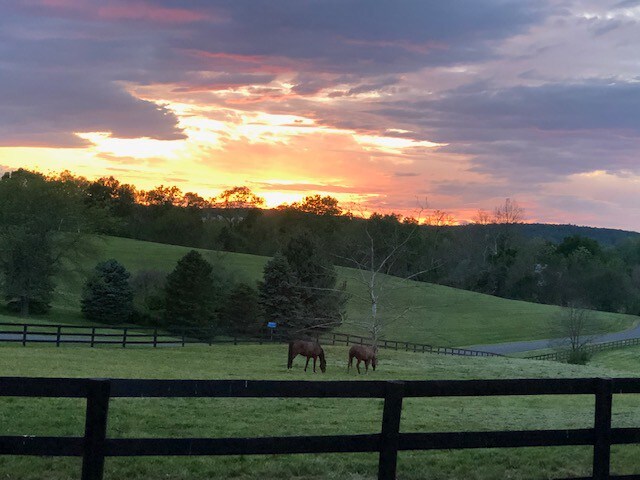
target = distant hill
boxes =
[447,223,640,247]
[514,223,640,246]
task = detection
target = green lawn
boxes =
[1,344,640,479]
[39,235,636,347]
[590,346,640,375]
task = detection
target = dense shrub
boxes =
[566,348,591,365]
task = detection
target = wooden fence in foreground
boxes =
[1,376,640,479]
[526,337,640,362]
[0,322,501,357]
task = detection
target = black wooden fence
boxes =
[0,322,501,357]
[526,337,640,362]
[1,376,640,479]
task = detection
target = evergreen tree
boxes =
[258,253,302,330]
[164,250,219,328]
[81,259,133,324]
[282,230,347,330]
[220,283,261,334]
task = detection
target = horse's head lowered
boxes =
[319,349,327,373]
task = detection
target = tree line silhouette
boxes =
[2,168,640,322]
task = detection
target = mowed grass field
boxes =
[1,344,640,479]
[19,234,635,347]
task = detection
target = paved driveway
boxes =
[466,322,640,355]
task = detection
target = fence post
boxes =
[593,377,613,480]
[346,335,350,346]
[90,328,95,348]
[56,326,61,347]
[122,328,127,348]
[22,325,27,347]
[153,329,158,348]
[81,379,111,480]
[378,380,404,480]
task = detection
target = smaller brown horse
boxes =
[348,345,377,374]
[287,340,327,373]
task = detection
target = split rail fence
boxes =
[1,376,640,479]
[0,322,500,357]
[527,337,640,362]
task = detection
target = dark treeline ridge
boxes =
[3,169,640,322]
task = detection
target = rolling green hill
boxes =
[18,235,637,347]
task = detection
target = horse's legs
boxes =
[288,353,296,369]
[365,360,370,373]
[304,356,310,372]
[313,356,317,373]
[356,359,361,374]
[348,355,353,371]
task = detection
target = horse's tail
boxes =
[287,342,294,369]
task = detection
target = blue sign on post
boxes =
[267,321,277,329]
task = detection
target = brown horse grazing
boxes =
[287,340,327,373]
[348,345,377,374]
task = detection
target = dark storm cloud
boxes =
[0,0,553,146]
[0,6,188,146]
[367,80,640,182]
[179,0,551,74]
[432,81,640,133]
[0,71,184,147]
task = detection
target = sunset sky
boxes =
[2,1,640,229]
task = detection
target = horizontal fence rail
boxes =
[526,337,640,362]
[321,330,502,357]
[0,322,500,358]
[1,377,640,479]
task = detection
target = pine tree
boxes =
[258,253,302,330]
[282,231,347,330]
[220,283,261,335]
[81,259,133,324]
[164,250,219,328]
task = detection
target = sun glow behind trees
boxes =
[0,90,457,220]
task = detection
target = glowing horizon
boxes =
[2,1,640,231]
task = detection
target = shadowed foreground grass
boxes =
[1,344,640,479]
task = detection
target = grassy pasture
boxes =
[590,346,640,375]
[1,344,640,479]
[32,235,636,347]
